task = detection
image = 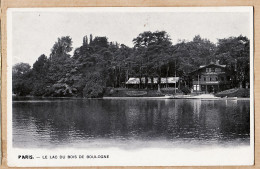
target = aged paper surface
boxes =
[0,0,260,169]
[5,7,254,167]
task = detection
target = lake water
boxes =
[12,97,250,149]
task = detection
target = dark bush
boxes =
[181,86,191,95]
[83,72,105,98]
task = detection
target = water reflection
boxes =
[13,98,250,148]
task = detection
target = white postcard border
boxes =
[7,7,254,167]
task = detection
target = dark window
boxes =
[227,76,230,80]
[206,68,212,72]
[210,77,212,81]
[215,68,221,72]
[204,77,206,81]
[221,77,224,81]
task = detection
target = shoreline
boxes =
[13,95,250,101]
[102,96,250,100]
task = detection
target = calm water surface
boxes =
[13,97,250,149]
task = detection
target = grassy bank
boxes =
[215,88,250,98]
[104,87,182,97]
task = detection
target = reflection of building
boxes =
[193,99,201,117]
[189,61,231,93]
[126,77,179,89]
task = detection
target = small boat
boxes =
[192,94,220,99]
[163,94,175,99]
[175,94,220,99]
[174,95,192,99]
[222,96,237,100]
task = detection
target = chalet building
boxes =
[126,77,180,89]
[189,61,231,93]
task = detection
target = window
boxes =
[206,68,211,72]
[215,68,221,72]
[210,77,212,81]
[204,77,206,81]
[193,85,200,91]
[221,77,224,81]
[216,77,218,81]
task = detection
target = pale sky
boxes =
[10,8,252,66]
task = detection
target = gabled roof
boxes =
[189,63,226,75]
[199,64,226,68]
[199,63,226,69]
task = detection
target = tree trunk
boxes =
[145,76,148,89]
[178,78,181,89]
[158,67,161,92]
[118,67,122,87]
[151,76,154,89]
[114,68,117,87]
[139,76,142,89]
[139,64,143,89]
[125,69,128,88]
[166,64,169,88]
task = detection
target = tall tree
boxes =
[12,62,31,75]
[215,35,250,87]
[50,36,73,60]
[48,36,74,83]
[33,54,48,73]
[133,31,172,90]
[12,63,32,96]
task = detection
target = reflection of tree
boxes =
[175,100,197,138]
[13,99,250,148]
[219,100,250,140]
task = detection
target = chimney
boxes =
[216,60,220,65]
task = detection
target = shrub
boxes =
[83,72,105,98]
[181,86,191,95]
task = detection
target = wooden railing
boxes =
[201,72,226,75]
[193,80,230,85]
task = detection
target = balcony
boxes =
[193,81,219,85]
[201,72,226,75]
[193,80,230,85]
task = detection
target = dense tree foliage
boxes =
[12,31,250,97]
[215,36,250,87]
[12,63,32,96]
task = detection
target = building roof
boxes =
[126,77,179,84]
[189,62,226,75]
[199,64,226,68]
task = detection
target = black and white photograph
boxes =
[7,7,254,166]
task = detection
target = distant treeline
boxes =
[12,31,250,98]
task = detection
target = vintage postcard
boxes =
[0,21,1,165]
[7,7,254,166]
